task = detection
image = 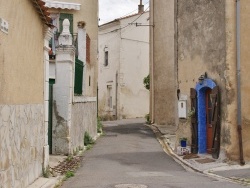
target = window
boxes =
[104,51,108,66]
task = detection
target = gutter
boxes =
[236,0,245,165]
[150,0,155,123]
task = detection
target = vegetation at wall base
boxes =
[143,74,150,90]
[65,170,75,179]
[42,167,50,178]
[97,117,103,133]
[145,113,151,124]
[84,131,95,146]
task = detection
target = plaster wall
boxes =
[0,0,44,104]
[119,13,150,118]
[176,0,243,160]
[151,0,177,125]
[98,13,150,120]
[177,0,227,152]
[98,22,121,119]
[239,0,250,161]
[53,46,75,155]
[71,100,97,152]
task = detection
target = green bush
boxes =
[84,132,95,146]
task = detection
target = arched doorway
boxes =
[195,79,217,154]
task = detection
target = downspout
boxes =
[236,0,245,165]
[150,0,155,123]
[115,71,118,120]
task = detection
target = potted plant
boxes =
[180,137,187,147]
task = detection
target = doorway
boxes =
[48,79,55,154]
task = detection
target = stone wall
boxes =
[0,104,44,188]
[71,99,97,152]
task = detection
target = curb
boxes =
[148,124,244,185]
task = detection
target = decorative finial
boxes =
[58,19,72,46]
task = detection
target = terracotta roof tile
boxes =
[31,0,53,27]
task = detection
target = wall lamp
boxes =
[198,72,207,85]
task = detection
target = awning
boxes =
[31,0,52,27]
[44,0,81,10]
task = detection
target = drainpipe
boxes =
[150,0,155,123]
[236,0,245,165]
[115,71,118,120]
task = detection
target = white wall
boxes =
[98,22,121,119]
[119,12,150,118]
[98,12,150,119]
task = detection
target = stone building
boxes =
[0,0,53,187]
[98,3,149,120]
[45,0,99,155]
[150,0,250,163]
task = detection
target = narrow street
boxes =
[61,119,244,188]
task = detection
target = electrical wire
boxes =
[99,1,149,25]
[99,4,149,35]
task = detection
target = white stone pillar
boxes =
[43,27,53,169]
[53,19,75,155]
[77,21,87,95]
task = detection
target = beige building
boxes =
[150,0,250,163]
[0,0,52,187]
[46,0,99,155]
[98,4,149,120]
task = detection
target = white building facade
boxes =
[98,10,150,120]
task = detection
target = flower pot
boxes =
[180,140,187,147]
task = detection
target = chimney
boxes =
[138,0,144,13]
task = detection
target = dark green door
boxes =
[49,79,55,154]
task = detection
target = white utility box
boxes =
[178,94,187,119]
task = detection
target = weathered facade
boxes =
[98,8,150,120]
[0,0,52,187]
[46,0,99,155]
[150,0,250,163]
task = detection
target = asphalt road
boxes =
[61,119,245,188]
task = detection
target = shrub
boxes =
[84,132,95,146]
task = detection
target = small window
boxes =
[104,51,108,66]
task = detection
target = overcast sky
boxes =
[99,0,149,25]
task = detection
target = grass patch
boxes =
[65,171,74,179]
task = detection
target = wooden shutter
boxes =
[59,13,73,34]
[74,57,84,95]
[211,86,220,159]
[190,88,198,154]
[86,34,91,63]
